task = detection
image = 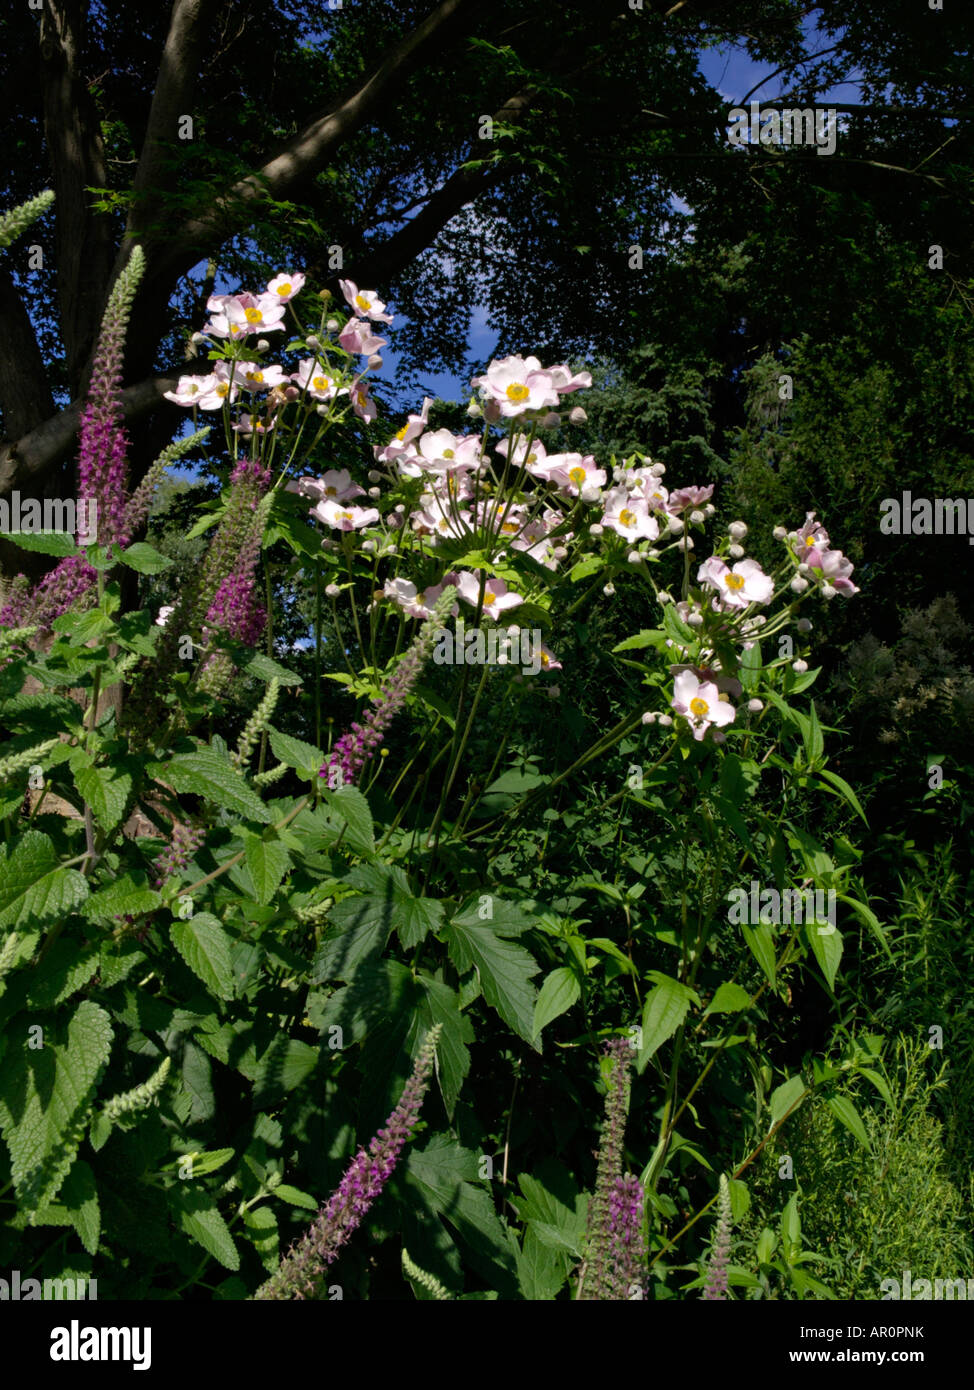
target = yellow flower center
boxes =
[325,486,337,496]
[725,573,745,591]
[569,467,586,486]
[276,283,291,297]
[248,371,264,384]
[340,511,354,521]
[805,535,816,547]
[245,307,262,323]
[396,425,409,441]
[355,294,371,311]
[484,592,496,605]
[540,652,550,667]
[506,382,530,403]
[527,453,537,464]
[501,521,518,533]
[313,376,329,390]
[442,448,454,459]
[216,382,230,397]
[690,697,709,718]
[619,508,637,528]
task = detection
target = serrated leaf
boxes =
[116,541,174,574]
[532,967,580,1039]
[268,727,325,780]
[405,1135,517,1292]
[252,1036,318,1106]
[274,1183,317,1210]
[321,785,375,856]
[174,1188,240,1271]
[171,913,234,1000]
[151,746,272,823]
[442,914,540,1048]
[27,941,100,1009]
[3,531,77,557]
[243,1205,279,1271]
[72,756,132,834]
[414,974,474,1120]
[243,834,291,906]
[0,1000,113,1215]
[243,653,302,686]
[636,973,698,1072]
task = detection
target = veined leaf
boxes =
[0,1000,113,1215]
[442,913,541,1049]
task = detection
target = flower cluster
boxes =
[702,1174,733,1300]
[152,822,205,890]
[580,1036,646,1300]
[163,272,381,427]
[253,1026,442,1300]
[786,511,860,597]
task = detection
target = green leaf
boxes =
[532,967,580,1039]
[174,1188,240,1271]
[252,1036,318,1106]
[704,981,753,1016]
[243,1205,279,1272]
[740,921,777,988]
[768,1075,807,1132]
[27,941,100,1009]
[166,1148,235,1177]
[836,894,894,962]
[405,1135,517,1293]
[311,868,399,981]
[2,531,77,557]
[636,973,698,1072]
[808,923,843,991]
[612,629,665,653]
[170,913,235,1000]
[804,700,825,764]
[116,541,174,574]
[414,974,474,1121]
[151,746,272,823]
[826,1094,869,1148]
[273,1183,317,1210]
[0,1000,113,1215]
[321,785,375,856]
[243,653,302,686]
[58,1159,100,1256]
[442,913,541,1049]
[449,894,537,936]
[813,769,868,825]
[71,754,132,834]
[243,833,292,906]
[268,728,325,780]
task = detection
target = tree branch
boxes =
[38,0,115,392]
[0,267,56,440]
[140,0,478,293]
[128,0,222,239]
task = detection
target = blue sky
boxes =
[374,21,863,413]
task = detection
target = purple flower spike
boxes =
[253,1025,442,1300]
